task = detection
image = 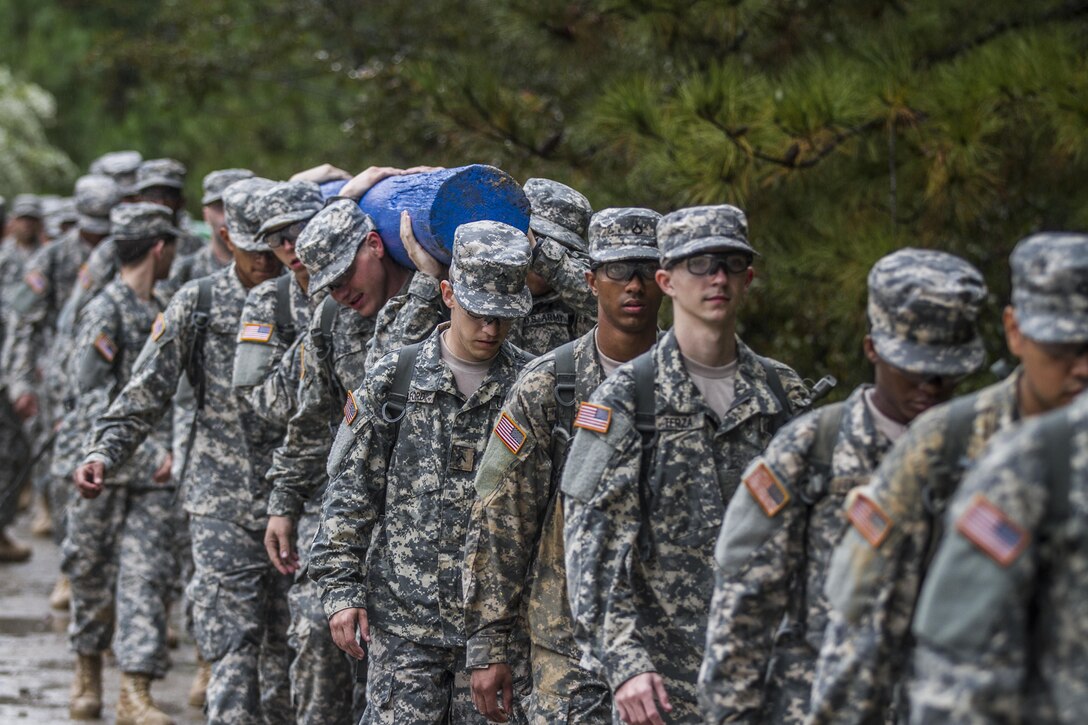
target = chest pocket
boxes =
[388,404,443,501]
[650,426,725,550]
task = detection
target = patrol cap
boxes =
[222,177,277,252]
[89,150,143,187]
[202,168,255,206]
[296,199,378,294]
[1011,232,1088,343]
[657,205,754,265]
[255,180,324,240]
[588,207,661,264]
[523,178,592,252]
[136,158,187,192]
[43,197,78,238]
[868,248,988,376]
[107,202,182,242]
[11,194,42,219]
[74,175,123,235]
[449,221,532,318]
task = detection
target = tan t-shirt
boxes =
[682,353,739,419]
[440,331,494,399]
[595,331,624,378]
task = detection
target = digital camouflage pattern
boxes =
[810,373,1021,725]
[295,199,378,293]
[88,149,142,187]
[656,204,753,264]
[42,196,78,240]
[10,193,42,218]
[73,173,122,235]
[587,208,662,264]
[909,393,1088,724]
[449,220,532,318]
[158,242,230,302]
[134,157,186,192]
[254,179,323,239]
[202,168,255,206]
[561,330,809,721]
[699,386,894,723]
[867,249,987,375]
[1010,232,1088,343]
[222,177,277,252]
[524,177,593,253]
[464,327,613,723]
[363,272,446,371]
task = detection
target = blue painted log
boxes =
[319,179,348,199]
[358,165,530,269]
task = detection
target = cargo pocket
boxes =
[362,662,395,724]
[188,577,230,661]
[528,690,572,724]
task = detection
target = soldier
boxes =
[134,158,203,255]
[309,220,535,723]
[365,177,597,365]
[64,203,179,722]
[562,205,811,725]
[88,149,143,194]
[698,249,986,723]
[909,390,1088,724]
[72,177,293,725]
[42,195,80,242]
[463,207,664,723]
[810,232,1088,724]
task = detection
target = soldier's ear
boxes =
[220,225,235,253]
[655,267,675,297]
[863,335,880,365]
[585,269,598,297]
[439,279,455,310]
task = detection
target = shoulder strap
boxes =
[923,395,979,518]
[755,354,795,436]
[1042,409,1074,528]
[805,401,847,501]
[312,296,346,421]
[275,274,296,344]
[633,351,657,559]
[177,277,213,488]
[381,342,422,427]
[552,341,578,437]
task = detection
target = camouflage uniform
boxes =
[699,250,988,724]
[135,158,205,256]
[463,207,661,724]
[561,205,811,723]
[908,393,1088,724]
[88,149,142,192]
[82,177,292,725]
[310,220,534,724]
[811,234,1088,725]
[63,203,181,677]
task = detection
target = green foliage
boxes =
[0,67,76,199]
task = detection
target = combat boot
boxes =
[49,574,70,610]
[188,653,210,708]
[69,653,102,720]
[0,531,31,563]
[117,672,175,725]
[30,497,52,537]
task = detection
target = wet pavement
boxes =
[0,510,203,724]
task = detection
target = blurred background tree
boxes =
[2,0,1087,392]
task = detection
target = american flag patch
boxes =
[78,265,92,290]
[343,391,359,424]
[744,461,790,517]
[494,411,527,455]
[573,402,612,434]
[151,313,166,341]
[25,270,46,295]
[956,494,1029,567]
[240,322,274,343]
[848,492,893,548]
[93,333,117,363]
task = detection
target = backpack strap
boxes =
[312,296,346,422]
[632,351,657,560]
[381,342,422,428]
[177,277,213,487]
[755,354,797,437]
[802,401,847,505]
[919,394,979,569]
[1042,408,1074,529]
[274,274,296,345]
[551,341,578,438]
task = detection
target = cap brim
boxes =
[201,193,223,206]
[79,215,111,235]
[137,178,184,191]
[453,286,532,319]
[1016,311,1088,344]
[872,334,987,377]
[530,216,586,252]
[257,211,318,240]
[306,246,356,295]
[662,236,758,264]
[229,233,267,253]
[590,246,660,265]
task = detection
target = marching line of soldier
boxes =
[0,150,1085,725]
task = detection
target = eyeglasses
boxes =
[464,309,504,326]
[266,221,306,249]
[595,261,659,282]
[672,253,751,276]
[327,256,357,291]
[890,363,967,389]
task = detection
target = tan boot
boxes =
[30,497,53,538]
[69,653,102,720]
[0,531,31,563]
[188,654,210,708]
[49,574,70,610]
[117,672,175,725]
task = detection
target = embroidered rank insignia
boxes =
[93,333,117,363]
[956,494,1029,567]
[150,313,166,341]
[343,390,359,424]
[78,265,92,290]
[494,411,527,455]
[573,402,612,433]
[25,270,46,295]
[240,322,274,343]
[744,461,790,517]
[847,492,893,548]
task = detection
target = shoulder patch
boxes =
[78,265,92,290]
[743,461,791,517]
[847,492,893,548]
[25,270,47,295]
[93,333,117,363]
[573,402,612,433]
[494,411,527,455]
[343,390,359,424]
[240,322,275,343]
[151,313,166,341]
[956,494,1029,567]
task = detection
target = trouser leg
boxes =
[63,488,124,654]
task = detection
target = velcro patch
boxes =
[151,313,166,341]
[78,265,92,290]
[956,494,1029,567]
[343,390,359,424]
[744,461,790,517]
[573,402,612,433]
[847,492,893,548]
[240,322,274,343]
[494,411,527,455]
[25,270,46,295]
[93,333,117,363]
